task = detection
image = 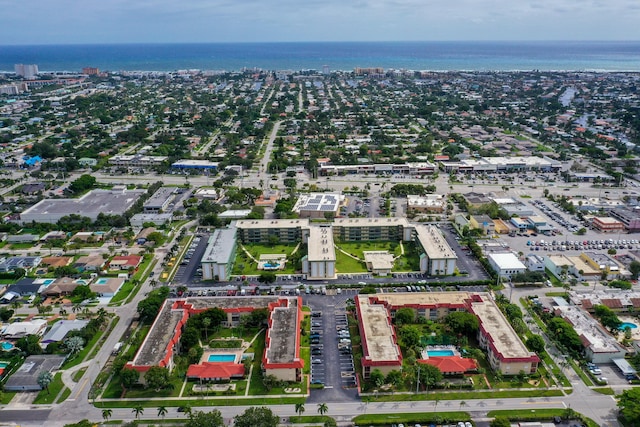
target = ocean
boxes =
[1,41,640,73]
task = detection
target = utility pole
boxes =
[416,365,421,394]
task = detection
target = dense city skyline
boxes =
[1,0,639,45]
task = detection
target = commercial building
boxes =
[171,159,219,170]
[406,194,445,214]
[440,155,561,174]
[17,189,145,224]
[293,193,344,219]
[130,213,173,228]
[592,216,625,233]
[201,226,238,281]
[554,305,626,363]
[143,187,176,213]
[609,208,640,232]
[356,292,538,377]
[470,214,495,235]
[109,154,168,168]
[487,253,527,280]
[319,162,436,176]
[567,289,640,314]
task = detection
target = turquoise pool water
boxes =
[619,322,638,330]
[207,354,236,363]
[0,362,8,368]
[427,349,455,357]
[264,263,280,268]
[96,278,109,285]
[41,279,55,285]
[1,342,14,351]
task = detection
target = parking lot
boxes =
[172,234,208,285]
[305,291,359,404]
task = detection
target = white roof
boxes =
[488,253,526,270]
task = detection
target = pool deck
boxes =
[421,345,459,359]
[200,348,244,365]
[618,317,640,341]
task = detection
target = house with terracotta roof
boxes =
[186,363,245,382]
[418,356,478,375]
[40,256,73,269]
[108,255,143,271]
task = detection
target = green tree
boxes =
[295,402,305,417]
[102,409,112,423]
[418,363,443,391]
[64,336,85,355]
[144,366,171,391]
[37,371,53,393]
[629,260,640,280]
[202,317,211,340]
[618,386,640,425]
[398,324,421,349]
[120,368,139,391]
[394,307,415,325]
[257,272,277,284]
[369,369,385,388]
[526,334,546,354]
[444,311,479,335]
[185,410,225,427]
[234,407,279,427]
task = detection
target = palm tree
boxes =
[157,406,168,420]
[132,405,144,420]
[295,402,305,417]
[37,371,53,394]
[102,409,112,423]
[433,397,440,413]
[202,317,211,340]
[459,400,467,410]
[317,403,328,415]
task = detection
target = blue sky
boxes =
[1,0,638,44]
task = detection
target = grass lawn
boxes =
[10,242,37,250]
[371,389,565,402]
[337,241,402,259]
[232,243,301,276]
[72,367,87,382]
[63,326,106,369]
[33,372,65,404]
[335,250,367,274]
[353,411,471,425]
[487,409,599,427]
[289,416,335,424]
[109,281,137,305]
[57,387,72,403]
[0,391,16,404]
[98,396,305,408]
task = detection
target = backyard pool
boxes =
[619,322,638,331]
[0,361,8,368]
[40,278,55,285]
[207,354,237,363]
[0,342,14,351]
[427,349,455,357]
[95,278,110,285]
[263,262,281,269]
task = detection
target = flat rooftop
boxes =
[555,305,623,354]
[363,251,394,270]
[133,296,283,368]
[357,295,401,364]
[374,291,470,308]
[415,225,457,260]
[20,189,145,219]
[265,298,300,364]
[333,217,409,227]
[307,226,336,262]
[201,226,237,265]
[488,253,526,270]
[582,252,620,270]
[293,193,343,213]
[144,187,176,209]
[235,218,310,229]
[568,289,640,310]
[133,302,185,366]
[469,296,533,360]
[407,194,445,207]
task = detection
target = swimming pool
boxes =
[264,263,280,269]
[95,278,109,285]
[427,349,455,357]
[619,322,638,331]
[40,278,55,285]
[0,362,8,368]
[207,354,236,363]
[0,342,14,351]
